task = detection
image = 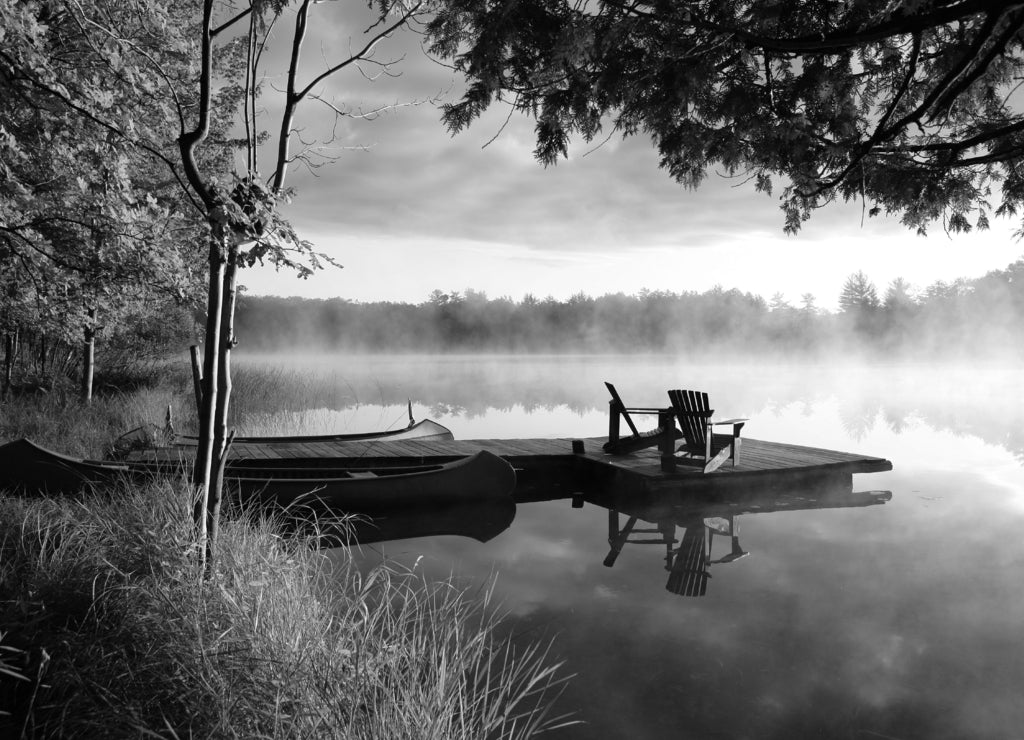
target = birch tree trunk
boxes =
[207,241,239,564]
[81,307,96,403]
[2,331,13,398]
[192,229,227,566]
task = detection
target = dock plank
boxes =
[129,434,891,497]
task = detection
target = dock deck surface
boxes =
[132,436,892,497]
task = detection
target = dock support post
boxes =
[608,400,621,445]
[659,409,676,472]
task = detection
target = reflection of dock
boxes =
[130,436,892,499]
[592,472,893,597]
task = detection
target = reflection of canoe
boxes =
[231,450,517,513]
[311,497,517,546]
[174,418,453,445]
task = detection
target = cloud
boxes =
[246,7,1022,305]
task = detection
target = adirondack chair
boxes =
[602,382,679,459]
[667,389,747,473]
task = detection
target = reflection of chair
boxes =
[706,515,749,564]
[667,389,747,473]
[603,511,676,568]
[603,382,678,457]
[665,524,709,597]
[602,510,750,598]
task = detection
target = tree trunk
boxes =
[189,345,204,416]
[37,334,47,376]
[207,242,239,564]
[192,230,228,567]
[2,332,12,398]
[81,308,96,403]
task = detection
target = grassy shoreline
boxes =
[0,381,570,738]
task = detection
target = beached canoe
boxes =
[173,418,453,445]
[0,438,136,495]
[230,450,517,513]
[0,439,517,516]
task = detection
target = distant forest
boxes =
[235,260,1024,357]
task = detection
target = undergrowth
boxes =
[0,480,570,738]
[0,372,572,738]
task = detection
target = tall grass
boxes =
[0,379,191,459]
[0,479,571,738]
[0,373,573,738]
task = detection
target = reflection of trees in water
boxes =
[881,404,916,435]
[838,401,882,442]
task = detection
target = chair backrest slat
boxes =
[668,389,712,448]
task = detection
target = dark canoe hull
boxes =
[0,438,135,495]
[0,440,517,518]
[174,418,454,446]
[230,450,517,513]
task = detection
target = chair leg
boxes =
[703,446,732,474]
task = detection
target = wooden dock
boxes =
[130,436,892,501]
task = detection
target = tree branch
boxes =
[177,0,217,209]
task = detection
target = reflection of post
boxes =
[658,521,675,571]
[604,511,637,567]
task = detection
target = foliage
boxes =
[233,259,1024,359]
[427,1,1024,235]
[0,469,568,738]
[0,0,212,398]
[839,271,881,313]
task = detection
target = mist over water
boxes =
[233,260,1024,363]
[230,353,1024,740]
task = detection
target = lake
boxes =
[233,354,1024,740]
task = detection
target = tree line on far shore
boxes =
[233,259,1024,358]
[6,256,1020,399]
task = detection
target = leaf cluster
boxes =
[0,0,215,340]
[428,0,1024,234]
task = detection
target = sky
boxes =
[238,3,1024,311]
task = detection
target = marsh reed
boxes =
[0,369,572,738]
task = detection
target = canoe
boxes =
[0,439,517,518]
[0,438,135,495]
[173,418,453,445]
[230,450,517,513]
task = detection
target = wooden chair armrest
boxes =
[712,418,748,425]
[623,406,672,415]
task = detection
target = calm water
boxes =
[236,354,1024,740]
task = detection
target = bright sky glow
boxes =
[242,7,1024,311]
